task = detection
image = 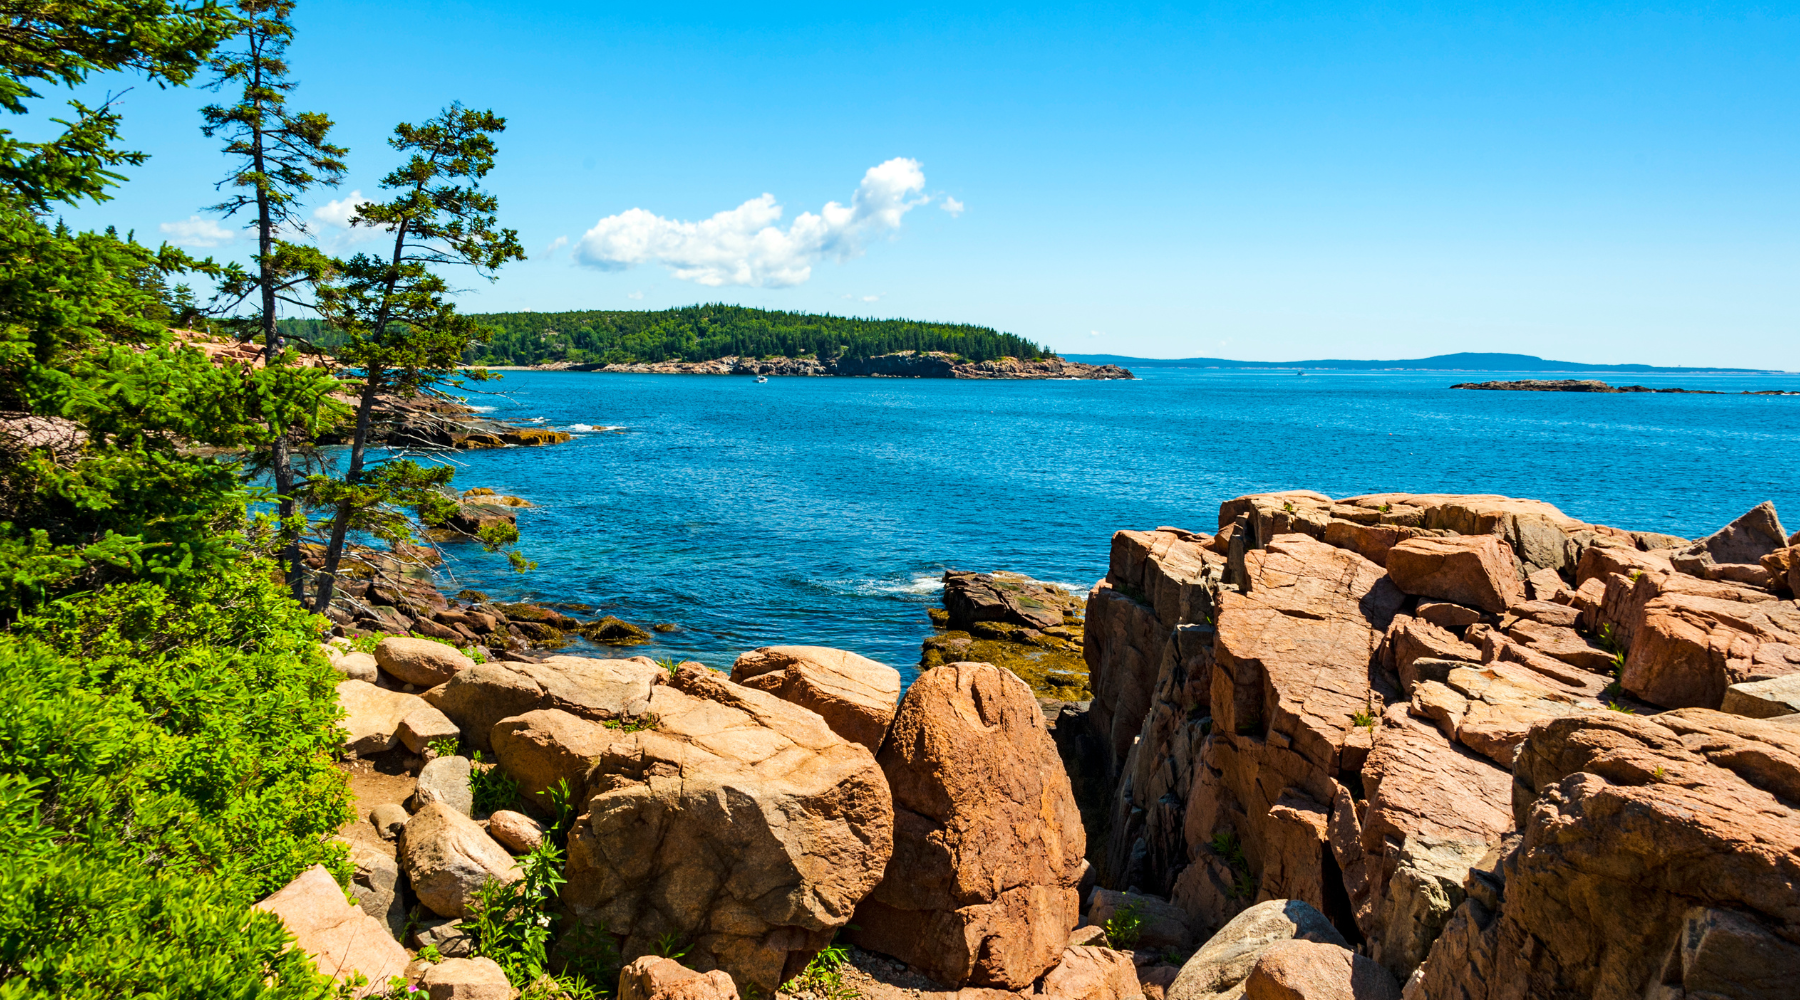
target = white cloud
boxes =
[575,158,929,287]
[941,196,964,217]
[1090,330,1102,337]
[628,291,644,300]
[313,191,367,229]
[545,235,569,255]
[311,191,388,246]
[159,215,235,248]
[863,294,880,302]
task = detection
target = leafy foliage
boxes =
[280,303,1052,365]
[469,750,520,814]
[1102,900,1145,949]
[781,939,858,1000]
[462,841,565,985]
[0,1,236,209]
[0,562,352,998]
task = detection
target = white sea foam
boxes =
[566,424,625,433]
[466,405,497,412]
[816,574,945,598]
[568,423,595,432]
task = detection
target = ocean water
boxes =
[422,369,1800,679]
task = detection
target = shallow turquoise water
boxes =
[418,369,1800,677]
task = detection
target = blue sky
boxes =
[52,2,1800,367]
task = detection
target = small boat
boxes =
[755,376,768,383]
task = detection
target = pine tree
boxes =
[199,0,347,600]
[307,103,524,612]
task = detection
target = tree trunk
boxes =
[311,364,383,613]
[311,206,414,615]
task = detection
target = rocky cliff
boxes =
[1076,490,1800,996]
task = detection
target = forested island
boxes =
[278,304,1052,366]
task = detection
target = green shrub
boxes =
[1103,900,1145,949]
[0,565,352,998]
[470,751,520,813]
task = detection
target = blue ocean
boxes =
[425,369,1800,680]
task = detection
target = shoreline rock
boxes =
[1450,378,1796,394]
[526,351,1134,380]
[922,571,1090,701]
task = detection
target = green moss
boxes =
[920,629,1090,701]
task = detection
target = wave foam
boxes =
[466,405,497,412]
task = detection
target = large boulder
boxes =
[617,955,739,1000]
[1085,527,1226,779]
[850,662,1086,991]
[423,655,662,752]
[1385,536,1522,614]
[1166,900,1345,1000]
[490,708,612,802]
[1408,710,1800,998]
[1242,939,1400,1000]
[1620,592,1800,708]
[1037,945,1142,1000]
[399,801,520,918]
[253,864,411,994]
[337,679,429,755]
[1672,501,1788,586]
[562,664,892,994]
[398,704,460,755]
[419,956,513,1000]
[729,645,902,751]
[375,636,475,688]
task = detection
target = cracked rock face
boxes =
[1409,709,1800,999]
[849,661,1087,991]
[563,664,893,995]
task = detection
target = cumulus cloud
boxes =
[941,196,964,216]
[159,215,235,248]
[545,235,569,255]
[575,158,930,287]
[311,191,388,246]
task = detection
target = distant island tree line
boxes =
[275,304,1053,366]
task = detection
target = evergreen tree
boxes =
[307,103,524,612]
[0,1,235,210]
[198,0,348,600]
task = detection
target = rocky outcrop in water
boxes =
[560,351,1134,380]
[1451,379,1796,394]
[316,391,573,449]
[1075,490,1800,997]
[922,571,1091,701]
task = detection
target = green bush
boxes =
[0,562,354,998]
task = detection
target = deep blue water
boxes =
[420,369,1800,679]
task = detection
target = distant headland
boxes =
[1063,351,1786,374]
